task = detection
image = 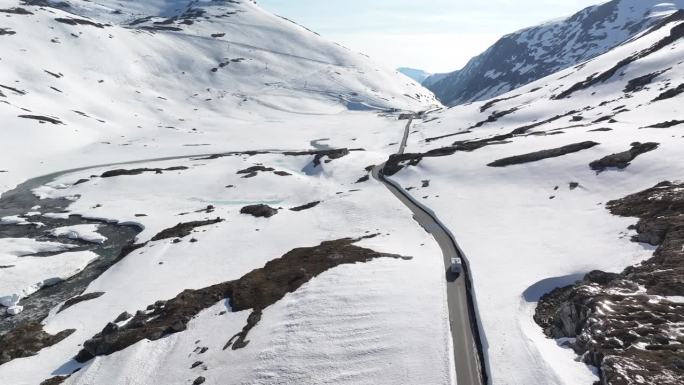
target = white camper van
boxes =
[451,257,462,274]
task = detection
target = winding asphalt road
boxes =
[372,116,487,385]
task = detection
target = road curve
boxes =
[372,116,488,385]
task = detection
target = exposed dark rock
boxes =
[282,148,352,167]
[421,180,430,188]
[193,377,205,385]
[469,107,519,129]
[100,166,188,178]
[55,17,106,28]
[18,115,62,124]
[58,292,105,313]
[0,7,33,14]
[479,94,520,112]
[0,322,75,365]
[623,69,669,93]
[211,33,225,37]
[76,237,407,360]
[240,204,278,218]
[191,361,203,369]
[0,28,16,36]
[0,84,26,95]
[487,141,599,167]
[151,218,223,241]
[535,181,684,385]
[588,127,613,132]
[74,178,89,185]
[554,20,684,99]
[653,83,684,102]
[355,175,370,183]
[139,25,183,32]
[44,70,63,78]
[289,201,320,212]
[589,142,659,172]
[237,165,274,178]
[114,311,132,323]
[383,146,458,176]
[644,120,684,129]
[40,376,69,385]
[424,129,472,143]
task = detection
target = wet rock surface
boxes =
[0,322,75,365]
[535,181,684,385]
[76,237,408,361]
[487,141,599,167]
[240,204,278,218]
[589,142,659,172]
[0,171,141,340]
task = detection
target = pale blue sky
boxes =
[259,0,602,73]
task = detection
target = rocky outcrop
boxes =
[150,218,223,241]
[57,292,105,313]
[487,141,599,167]
[76,237,408,361]
[535,181,684,385]
[240,204,278,218]
[589,142,659,172]
[0,323,75,365]
[289,201,320,212]
[100,166,188,178]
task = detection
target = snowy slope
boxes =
[0,1,451,385]
[425,0,684,105]
[389,11,684,385]
[0,0,438,192]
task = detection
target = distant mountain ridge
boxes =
[397,67,432,83]
[424,0,684,106]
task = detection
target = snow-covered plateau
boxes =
[1,0,682,385]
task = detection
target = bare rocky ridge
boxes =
[535,181,684,385]
[75,237,409,361]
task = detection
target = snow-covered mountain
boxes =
[0,2,449,385]
[397,67,431,83]
[390,9,684,385]
[1,1,683,385]
[0,0,438,189]
[424,0,684,105]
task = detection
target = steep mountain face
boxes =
[389,9,684,385]
[397,67,431,83]
[424,0,684,106]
